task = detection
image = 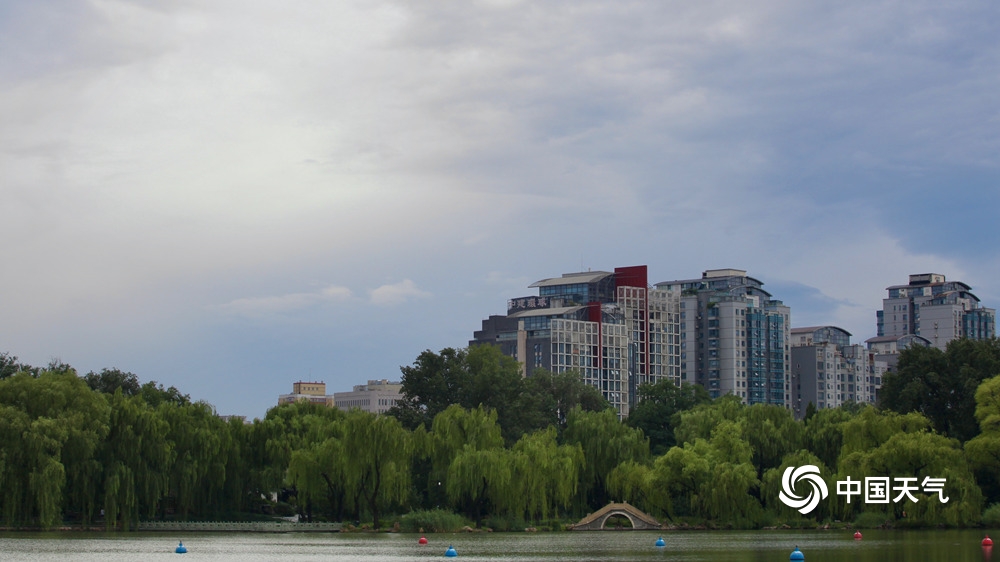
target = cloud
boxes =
[215,285,353,317]
[368,279,431,307]
[1,0,997,419]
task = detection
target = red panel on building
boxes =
[614,265,648,289]
[587,302,603,323]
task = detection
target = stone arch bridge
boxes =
[570,502,662,531]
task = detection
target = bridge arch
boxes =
[570,502,661,531]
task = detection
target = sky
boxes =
[2,0,999,419]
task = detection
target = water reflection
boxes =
[0,529,996,561]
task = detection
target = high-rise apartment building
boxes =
[473,266,793,413]
[791,326,886,417]
[654,269,791,407]
[471,265,680,417]
[876,273,995,350]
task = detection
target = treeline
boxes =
[2,339,1000,530]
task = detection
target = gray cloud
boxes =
[1,0,997,416]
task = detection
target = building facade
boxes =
[471,265,680,417]
[472,266,796,414]
[790,326,885,417]
[278,381,333,407]
[654,269,791,408]
[333,379,403,415]
[877,273,996,350]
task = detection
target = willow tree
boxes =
[428,405,503,510]
[343,410,412,528]
[761,450,832,523]
[803,406,855,472]
[255,401,345,502]
[507,427,583,522]
[0,370,110,528]
[447,445,511,527]
[837,430,982,526]
[286,416,350,521]
[741,403,804,479]
[651,419,761,526]
[672,394,744,446]
[965,375,1000,504]
[563,407,649,511]
[100,389,171,530]
[607,461,655,515]
[159,400,230,519]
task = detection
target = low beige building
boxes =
[334,379,402,414]
[278,381,334,407]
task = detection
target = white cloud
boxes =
[369,279,431,307]
[216,285,353,317]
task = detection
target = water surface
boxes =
[0,529,994,561]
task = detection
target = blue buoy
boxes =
[445,545,458,557]
[655,536,666,547]
[175,541,187,554]
[790,546,804,560]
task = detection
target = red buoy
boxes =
[983,536,993,547]
[418,536,428,545]
[854,531,862,540]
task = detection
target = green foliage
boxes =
[343,410,412,529]
[982,503,1000,527]
[975,375,1000,433]
[626,379,710,455]
[606,461,655,514]
[880,338,1000,442]
[398,509,469,532]
[507,427,583,522]
[390,347,611,446]
[3,346,1000,531]
[853,510,893,529]
[563,407,649,509]
[761,450,831,522]
[965,375,1000,505]
[650,419,762,526]
[84,368,141,397]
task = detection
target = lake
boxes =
[0,529,994,561]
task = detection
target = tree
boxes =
[159,401,230,519]
[837,431,982,526]
[0,370,110,528]
[84,368,141,397]
[563,407,649,510]
[99,390,171,530]
[461,345,528,444]
[507,427,583,522]
[140,380,190,407]
[286,416,350,521]
[426,405,504,511]
[651,420,761,525]
[343,410,412,528]
[607,460,656,515]
[964,375,1000,504]
[521,369,610,430]
[880,338,1000,442]
[390,348,470,430]
[626,379,710,455]
[0,352,32,379]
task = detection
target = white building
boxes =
[334,379,403,415]
[877,273,995,350]
[791,326,886,416]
